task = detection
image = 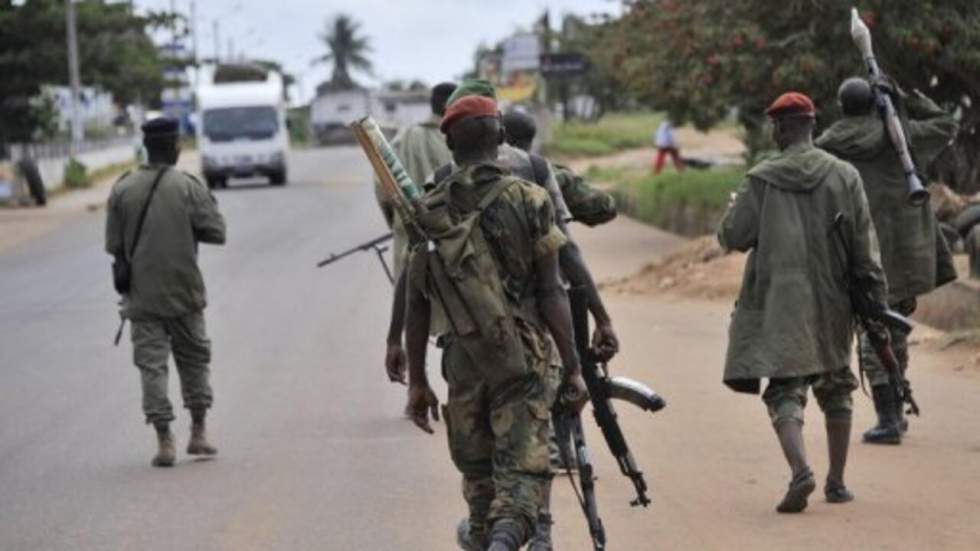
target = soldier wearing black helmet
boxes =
[816,77,958,445]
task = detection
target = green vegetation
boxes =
[546,112,663,158]
[609,166,745,235]
[63,158,89,189]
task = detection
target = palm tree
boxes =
[313,14,373,90]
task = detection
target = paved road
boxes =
[3,146,979,550]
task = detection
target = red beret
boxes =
[440,95,499,134]
[766,92,816,118]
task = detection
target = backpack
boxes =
[415,165,531,386]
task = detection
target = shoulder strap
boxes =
[434,163,453,186]
[529,153,550,188]
[129,167,168,260]
[477,177,519,211]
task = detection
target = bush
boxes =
[63,157,89,189]
[611,166,745,236]
[546,111,663,157]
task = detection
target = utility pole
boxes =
[213,20,220,62]
[190,0,199,89]
[65,0,84,150]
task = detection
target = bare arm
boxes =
[535,250,580,376]
[404,256,439,433]
[384,271,409,384]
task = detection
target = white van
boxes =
[197,71,289,188]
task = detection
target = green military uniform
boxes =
[375,114,453,278]
[105,165,226,424]
[816,93,958,388]
[719,142,887,423]
[552,163,616,227]
[407,162,565,539]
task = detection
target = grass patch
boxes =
[611,166,745,235]
[546,111,664,158]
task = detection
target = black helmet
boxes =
[501,111,537,151]
[838,77,874,116]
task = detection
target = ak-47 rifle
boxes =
[317,232,395,283]
[554,286,667,551]
[832,213,920,416]
[850,8,930,206]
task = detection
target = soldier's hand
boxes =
[561,372,590,415]
[871,74,906,102]
[385,342,408,385]
[407,384,440,434]
[591,322,619,362]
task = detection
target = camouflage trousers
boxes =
[859,298,916,388]
[440,332,558,539]
[131,310,213,425]
[762,367,859,425]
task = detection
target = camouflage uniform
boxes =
[407,162,565,538]
[105,165,226,424]
[719,142,887,423]
[817,93,958,387]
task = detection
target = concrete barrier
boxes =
[34,142,138,191]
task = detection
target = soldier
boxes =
[501,110,617,228]
[816,77,958,445]
[402,95,588,551]
[379,82,457,387]
[719,93,887,512]
[105,118,226,467]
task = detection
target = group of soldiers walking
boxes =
[102,66,956,548]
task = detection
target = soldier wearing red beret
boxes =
[718,92,888,513]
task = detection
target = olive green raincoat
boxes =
[719,143,887,394]
[816,93,958,302]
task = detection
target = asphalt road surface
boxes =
[2,146,979,550]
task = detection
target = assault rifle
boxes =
[554,286,666,550]
[850,8,929,206]
[317,232,395,283]
[832,213,920,416]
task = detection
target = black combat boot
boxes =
[773,419,815,513]
[456,518,488,551]
[487,519,526,551]
[526,512,554,551]
[862,385,901,445]
[151,423,176,467]
[824,415,854,503]
[187,410,218,456]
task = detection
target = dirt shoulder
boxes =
[559,214,980,550]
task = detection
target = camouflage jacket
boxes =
[816,93,958,302]
[719,143,886,393]
[105,164,226,319]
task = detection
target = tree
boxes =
[0,0,168,144]
[603,0,980,190]
[313,14,373,90]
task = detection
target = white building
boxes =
[310,85,431,144]
[46,85,117,134]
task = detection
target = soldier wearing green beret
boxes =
[105,117,226,467]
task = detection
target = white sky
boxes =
[136,0,621,103]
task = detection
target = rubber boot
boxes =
[824,416,854,503]
[774,419,815,513]
[456,518,486,551]
[526,512,554,551]
[151,423,176,467]
[862,385,901,445]
[187,411,218,456]
[487,519,526,551]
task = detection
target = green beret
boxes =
[446,79,496,106]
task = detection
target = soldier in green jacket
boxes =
[816,78,958,445]
[105,118,226,467]
[719,93,888,513]
[402,95,588,551]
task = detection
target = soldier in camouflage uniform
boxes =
[719,93,888,512]
[816,77,958,445]
[403,95,588,551]
[105,118,226,467]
